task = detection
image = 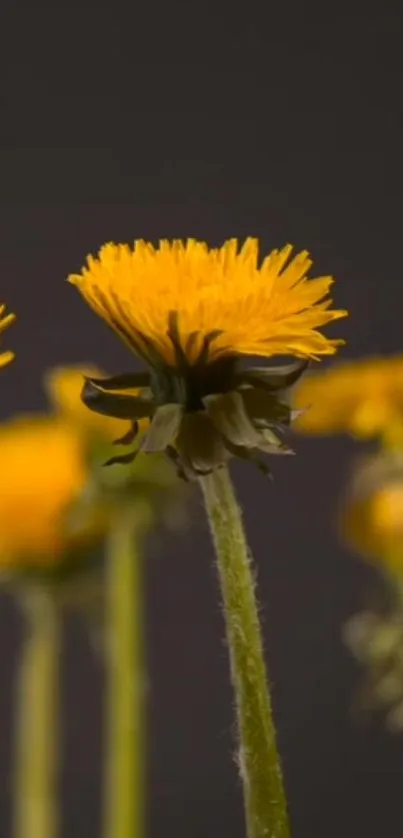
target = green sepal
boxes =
[258,427,294,455]
[105,450,138,467]
[235,359,308,392]
[112,422,139,446]
[290,407,306,422]
[150,365,187,406]
[82,377,155,420]
[240,387,291,428]
[223,439,272,478]
[86,371,151,391]
[142,403,183,452]
[165,445,191,482]
[175,411,229,474]
[203,390,261,448]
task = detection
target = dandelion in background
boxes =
[342,451,403,730]
[0,415,109,838]
[45,363,183,838]
[69,236,346,838]
[343,452,403,571]
[0,416,106,576]
[295,353,403,731]
[1,364,183,838]
[294,354,403,446]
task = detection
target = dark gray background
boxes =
[1,3,403,836]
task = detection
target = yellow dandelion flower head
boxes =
[294,355,403,443]
[0,417,105,569]
[69,238,346,366]
[45,365,134,442]
[68,238,347,479]
[0,303,16,369]
[342,453,403,573]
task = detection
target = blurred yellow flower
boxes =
[342,453,403,573]
[294,355,403,443]
[0,303,15,368]
[45,365,132,442]
[0,416,105,570]
[344,484,403,573]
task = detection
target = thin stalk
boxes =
[104,511,144,838]
[14,586,60,838]
[200,467,289,838]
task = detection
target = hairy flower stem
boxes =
[200,467,289,838]
[104,510,145,838]
[14,587,60,838]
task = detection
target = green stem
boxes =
[14,587,60,838]
[200,467,290,838]
[104,512,144,838]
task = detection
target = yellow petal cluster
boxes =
[69,239,346,367]
[0,417,105,568]
[294,355,403,443]
[0,303,15,369]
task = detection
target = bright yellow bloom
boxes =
[342,453,403,573]
[0,303,15,368]
[45,365,132,442]
[344,483,403,573]
[0,417,104,569]
[69,239,346,366]
[294,355,403,443]
[69,238,346,478]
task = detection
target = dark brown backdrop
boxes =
[1,3,403,836]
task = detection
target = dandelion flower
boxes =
[69,238,346,478]
[342,452,403,573]
[0,417,105,572]
[294,355,403,444]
